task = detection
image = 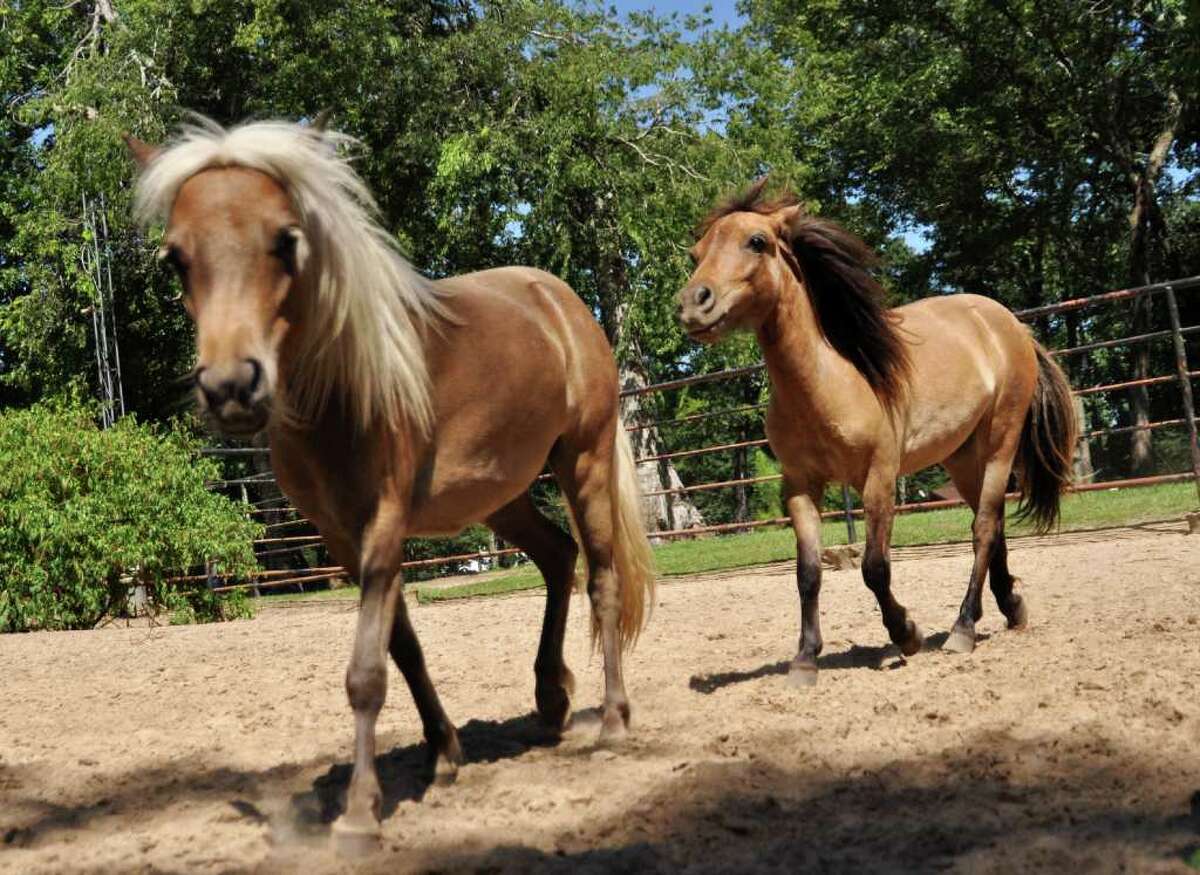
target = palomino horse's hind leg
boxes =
[861,470,924,657]
[487,493,580,731]
[783,479,826,686]
[556,433,630,742]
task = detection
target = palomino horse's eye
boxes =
[158,245,189,282]
[272,227,301,275]
[747,234,767,254]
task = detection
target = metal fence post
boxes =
[1164,284,1200,504]
[841,484,857,543]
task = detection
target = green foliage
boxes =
[2,0,1197,564]
[0,401,261,631]
[750,450,783,520]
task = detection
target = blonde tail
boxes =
[609,424,656,650]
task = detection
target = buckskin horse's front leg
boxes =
[333,503,408,840]
[784,478,826,687]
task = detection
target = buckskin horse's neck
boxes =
[755,270,846,420]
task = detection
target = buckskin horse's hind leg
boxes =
[988,531,1028,629]
[487,492,579,731]
[861,468,924,657]
[945,452,1016,654]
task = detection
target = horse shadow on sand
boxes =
[687,629,991,694]
[285,709,583,831]
[0,708,574,852]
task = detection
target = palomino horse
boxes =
[128,117,654,836]
[678,180,1076,685]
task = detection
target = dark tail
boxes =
[1015,343,1078,533]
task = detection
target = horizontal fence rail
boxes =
[188,276,1200,595]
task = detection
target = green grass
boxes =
[411,481,1196,605]
[251,481,1194,607]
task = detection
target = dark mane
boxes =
[787,213,912,409]
[702,178,912,410]
[694,176,799,240]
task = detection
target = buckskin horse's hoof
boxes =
[899,620,924,657]
[943,625,976,654]
[787,661,818,688]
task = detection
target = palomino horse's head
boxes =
[677,177,802,343]
[128,136,309,437]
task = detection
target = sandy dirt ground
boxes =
[3,521,1200,874]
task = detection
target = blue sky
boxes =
[609,0,745,29]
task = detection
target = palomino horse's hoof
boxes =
[787,662,818,688]
[429,734,464,787]
[943,626,975,654]
[1006,590,1029,630]
[330,814,381,857]
[598,704,630,745]
[432,752,460,787]
[899,620,924,657]
[536,685,573,732]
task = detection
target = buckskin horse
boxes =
[677,179,1076,686]
[128,116,654,837]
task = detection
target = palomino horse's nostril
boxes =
[245,358,263,394]
[694,286,714,309]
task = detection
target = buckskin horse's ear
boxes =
[775,203,806,247]
[123,134,161,169]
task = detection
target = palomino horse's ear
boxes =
[123,134,161,169]
[311,108,334,133]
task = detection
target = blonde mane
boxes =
[134,115,448,434]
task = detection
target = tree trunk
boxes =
[595,230,704,534]
[619,366,705,534]
[732,441,749,525]
[1064,312,1093,482]
[1128,293,1154,474]
[1124,88,1181,475]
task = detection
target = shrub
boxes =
[0,401,261,632]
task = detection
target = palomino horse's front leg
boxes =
[335,502,459,838]
[337,567,403,835]
[389,596,463,784]
[487,494,580,731]
[861,471,924,657]
[784,480,826,686]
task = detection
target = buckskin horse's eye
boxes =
[747,234,767,254]
[273,227,300,275]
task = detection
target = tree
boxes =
[739,0,1199,474]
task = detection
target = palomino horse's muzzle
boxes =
[194,357,270,436]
